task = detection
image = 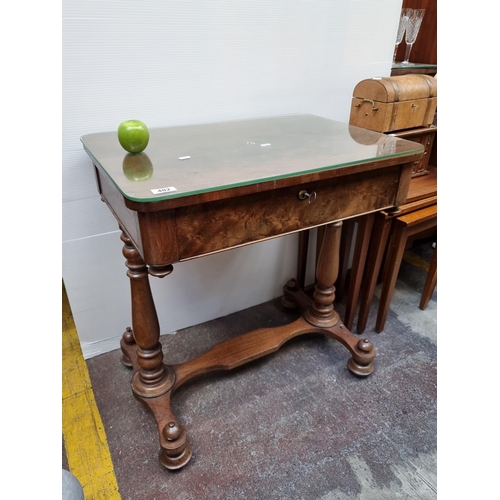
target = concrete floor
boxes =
[64,236,437,500]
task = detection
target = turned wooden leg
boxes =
[304,221,342,328]
[120,230,175,397]
[316,225,325,264]
[120,229,192,470]
[300,221,375,375]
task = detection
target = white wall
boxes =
[62,0,402,359]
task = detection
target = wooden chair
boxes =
[419,243,437,311]
[343,166,437,333]
[375,204,437,332]
[340,72,438,332]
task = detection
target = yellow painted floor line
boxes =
[62,284,121,500]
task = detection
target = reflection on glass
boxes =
[393,8,411,64]
[376,137,396,157]
[122,152,154,181]
[348,125,380,145]
[402,9,425,65]
[348,125,407,157]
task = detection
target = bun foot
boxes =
[120,327,135,368]
[159,421,193,470]
[281,279,299,309]
[347,358,374,377]
[281,278,313,312]
[347,338,375,377]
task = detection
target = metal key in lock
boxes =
[298,189,317,204]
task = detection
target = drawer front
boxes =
[174,166,402,260]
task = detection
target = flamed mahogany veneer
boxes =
[81,115,423,470]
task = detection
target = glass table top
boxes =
[81,114,423,202]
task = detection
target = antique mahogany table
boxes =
[81,114,423,470]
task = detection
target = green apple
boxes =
[122,152,153,181]
[117,119,150,153]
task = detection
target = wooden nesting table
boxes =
[81,114,423,470]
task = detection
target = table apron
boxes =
[98,163,410,266]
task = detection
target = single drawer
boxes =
[174,165,404,260]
